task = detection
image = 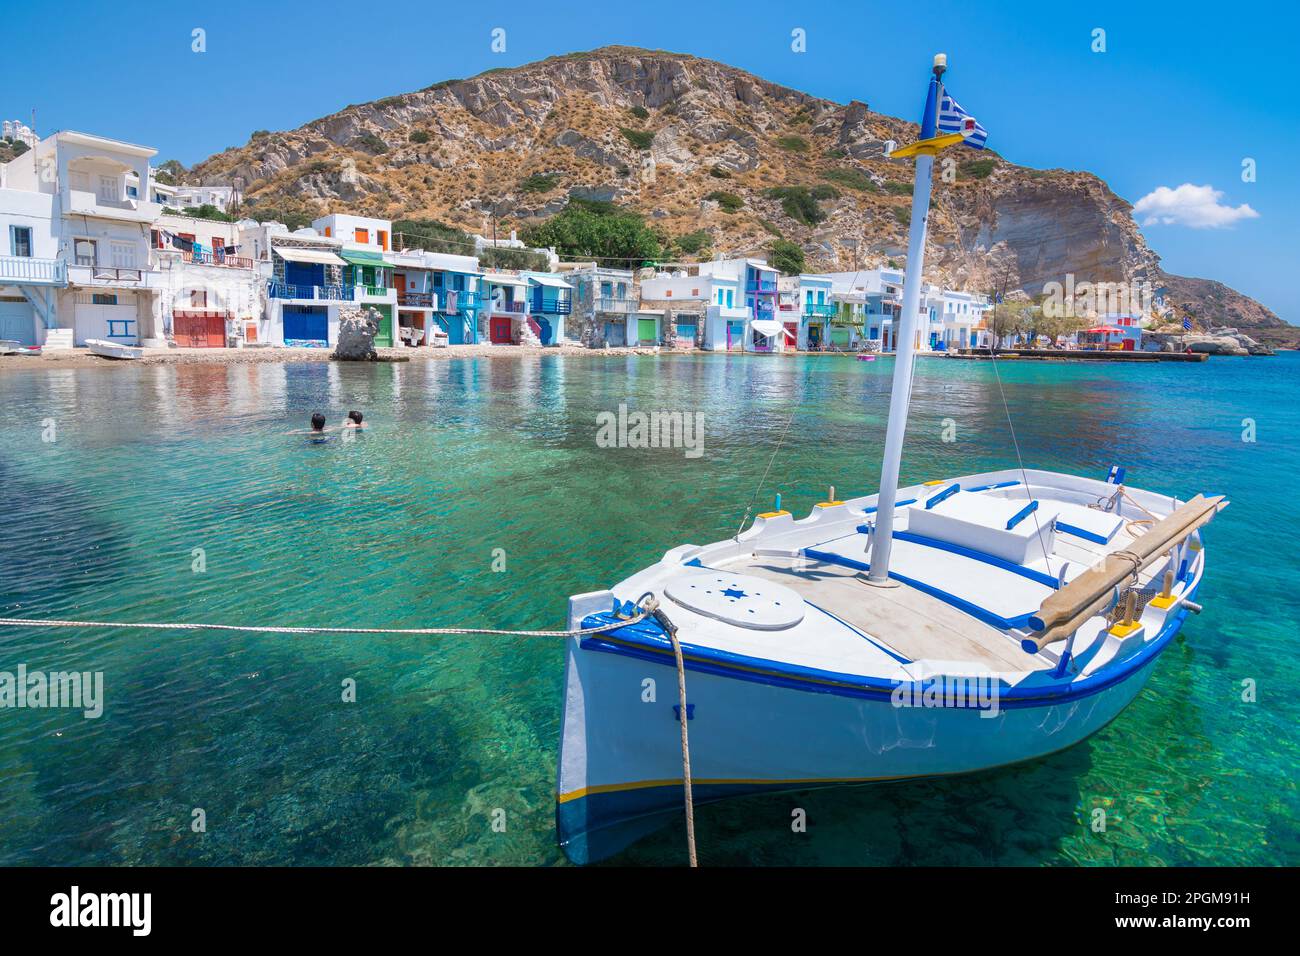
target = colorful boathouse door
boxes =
[489,316,513,343]
[637,317,657,345]
[173,310,226,348]
[283,305,328,345]
[726,321,744,350]
[370,304,394,348]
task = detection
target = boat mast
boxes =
[866,54,947,584]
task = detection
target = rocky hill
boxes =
[188,46,1295,345]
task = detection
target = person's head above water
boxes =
[311,413,326,431]
[348,410,363,425]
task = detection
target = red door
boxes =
[783,322,798,349]
[173,311,226,348]
[489,317,513,343]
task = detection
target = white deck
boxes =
[590,469,1198,686]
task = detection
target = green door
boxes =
[371,304,394,347]
[637,318,657,344]
[831,327,851,347]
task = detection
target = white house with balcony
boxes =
[783,274,835,351]
[241,222,348,347]
[313,214,398,347]
[640,258,780,351]
[1,131,164,348]
[1,167,64,347]
[171,184,238,213]
[382,248,484,347]
[560,264,641,347]
[932,288,991,351]
[150,212,262,348]
[477,270,573,346]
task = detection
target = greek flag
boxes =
[1183,315,1193,330]
[938,92,988,149]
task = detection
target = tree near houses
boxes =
[520,199,662,269]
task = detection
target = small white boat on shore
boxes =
[554,54,1228,864]
[85,338,144,360]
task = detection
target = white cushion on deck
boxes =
[1051,501,1125,546]
[908,490,1058,565]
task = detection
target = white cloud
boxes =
[1133,183,1259,228]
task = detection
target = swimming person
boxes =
[287,412,333,441]
[344,410,364,430]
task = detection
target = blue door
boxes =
[438,315,460,345]
[283,306,328,344]
[0,301,36,346]
[536,317,553,344]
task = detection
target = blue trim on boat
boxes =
[862,497,916,516]
[1055,521,1110,545]
[965,480,1020,493]
[803,547,1035,631]
[890,530,1061,590]
[925,483,961,509]
[1006,500,1038,529]
[683,557,703,567]
[803,600,911,665]
[578,578,1199,709]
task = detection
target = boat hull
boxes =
[556,596,1194,864]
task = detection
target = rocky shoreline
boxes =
[1141,326,1275,356]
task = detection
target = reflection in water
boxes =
[0,352,1295,865]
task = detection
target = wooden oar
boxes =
[1022,493,1226,652]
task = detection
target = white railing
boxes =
[0,255,66,284]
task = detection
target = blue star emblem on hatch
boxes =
[721,587,747,600]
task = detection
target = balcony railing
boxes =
[531,294,572,315]
[398,291,436,308]
[437,291,479,315]
[747,280,777,293]
[803,303,837,317]
[157,248,254,270]
[0,255,66,285]
[269,281,354,301]
[491,300,527,314]
[360,285,390,298]
[596,296,636,313]
[84,265,145,283]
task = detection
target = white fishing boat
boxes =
[84,338,144,360]
[555,55,1227,865]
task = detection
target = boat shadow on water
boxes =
[602,744,1095,866]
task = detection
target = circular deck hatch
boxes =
[663,571,804,630]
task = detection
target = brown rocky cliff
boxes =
[189,46,1294,343]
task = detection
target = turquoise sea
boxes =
[0,350,1295,866]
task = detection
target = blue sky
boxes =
[5,0,1296,321]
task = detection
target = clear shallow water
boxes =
[0,351,1295,866]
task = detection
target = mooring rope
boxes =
[0,614,645,639]
[0,599,701,866]
[637,594,699,868]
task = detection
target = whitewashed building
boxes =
[151,212,262,347]
[242,222,348,347]
[313,214,398,347]
[0,130,163,348]
[171,184,238,213]
[640,258,781,352]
